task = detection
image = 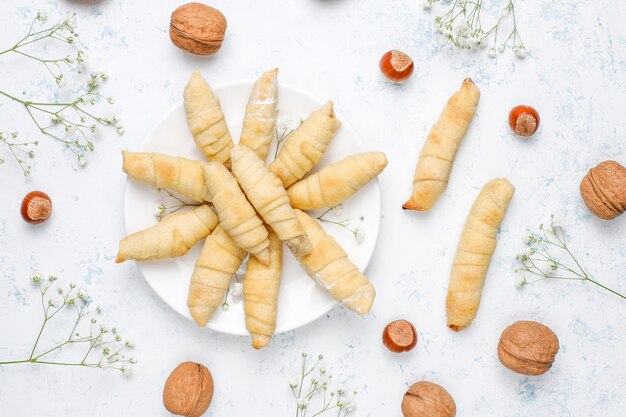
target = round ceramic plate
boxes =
[123,80,381,335]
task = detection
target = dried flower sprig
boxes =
[274,125,294,159]
[221,273,242,311]
[424,0,527,58]
[317,205,365,243]
[0,12,122,176]
[154,189,202,221]
[0,275,137,374]
[290,353,357,417]
[515,215,625,300]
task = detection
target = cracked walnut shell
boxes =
[401,381,456,417]
[580,160,626,220]
[498,320,559,376]
[163,361,214,417]
[169,3,226,56]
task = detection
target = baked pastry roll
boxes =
[239,68,279,161]
[293,210,375,314]
[202,161,270,264]
[287,151,388,210]
[122,151,209,202]
[230,145,311,258]
[187,225,247,326]
[403,78,480,211]
[269,101,341,187]
[446,178,515,331]
[184,70,234,165]
[243,231,283,349]
[115,205,218,263]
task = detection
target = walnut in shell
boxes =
[401,381,456,417]
[580,160,626,220]
[498,320,559,376]
[163,361,214,417]
[169,2,227,56]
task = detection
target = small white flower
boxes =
[121,365,133,377]
[107,96,115,104]
[232,282,243,296]
[55,75,66,88]
[515,46,527,58]
[498,43,505,53]
[77,290,86,299]
[354,228,365,244]
[65,13,78,31]
[32,275,41,284]
[78,156,88,167]
[331,204,343,217]
[289,380,299,389]
[124,339,135,348]
[129,357,137,364]
[36,11,48,23]
[487,48,496,58]
[154,203,166,220]
[98,358,109,369]
[551,214,563,229]
[221,303,230,311]
[48,299,57,307]
[515,275,527,289]
[0,132,5,139]
[297,398,308,410]
[276,117,293,131]
[116,126,125,135]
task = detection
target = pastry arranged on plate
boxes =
[118,69,387,348]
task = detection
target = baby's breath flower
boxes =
[354,228,365,244]
[331,204,343,217]
[515,216,625,300]
[515,275,527,289]
[36,11,48,23]
[232,282,243,296]
[116,126,125,135]
[431,0,527,59]
[32,275,42,284]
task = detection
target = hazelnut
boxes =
[498,320,559,376]
[580,160,626,220]
[508,105,540,136]
[383,320,417,352]
[163,361,214,417]
[379,50,414,83]
[20,191,52,224]
[169,3,227,56]
[401,381,456,417]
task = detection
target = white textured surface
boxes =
[0,0,625,416]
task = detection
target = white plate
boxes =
[123,80,381,335]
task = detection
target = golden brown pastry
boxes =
[122,151,209,202]
[243,231,283,349]
[202,161,270,264]
[230,145,311,258]
[184,70,234,165]
[187,225,247,326]
[115,205,218,263]
[403,78,480,211]
[446,178,515,331]
[287,152,388,210]
[293,210,375,314]
[269,101,341,187]
[239,69,279,161]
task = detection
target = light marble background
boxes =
[1,0,625,416]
